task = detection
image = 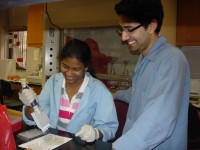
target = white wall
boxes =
[181,46,200,79]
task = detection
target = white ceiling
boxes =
[0,0,62,10]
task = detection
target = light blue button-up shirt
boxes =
[113,36,190,150]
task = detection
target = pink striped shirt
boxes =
[57,91,80,131]
[57,75,89,131]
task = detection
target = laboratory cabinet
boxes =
[27,4,44,47]
[176,0,200,46]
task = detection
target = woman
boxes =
[19,39,118,142]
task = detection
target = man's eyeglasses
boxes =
[116,24,143,34]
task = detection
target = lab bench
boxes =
[5,81,42,101]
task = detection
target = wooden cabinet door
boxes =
[27,4,44,47]
[176,0,200,46]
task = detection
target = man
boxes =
[112,0,190,149]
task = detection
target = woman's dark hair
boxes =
[115,0,164,34]
[60,39,96,77]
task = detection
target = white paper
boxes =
[18,134,72,150]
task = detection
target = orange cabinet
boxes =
[176,0,200,46]
[27,4,44,47]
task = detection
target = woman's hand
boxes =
[25,106,34,120]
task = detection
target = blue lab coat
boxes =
[23,72,118,142]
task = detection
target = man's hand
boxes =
[75,124,99,142]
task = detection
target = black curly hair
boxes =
[114,0,164,34]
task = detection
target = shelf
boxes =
[26,76,42,85]
[96,73,132,81]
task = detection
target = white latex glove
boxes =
[75,124,99,142]
[18,87,37,106]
